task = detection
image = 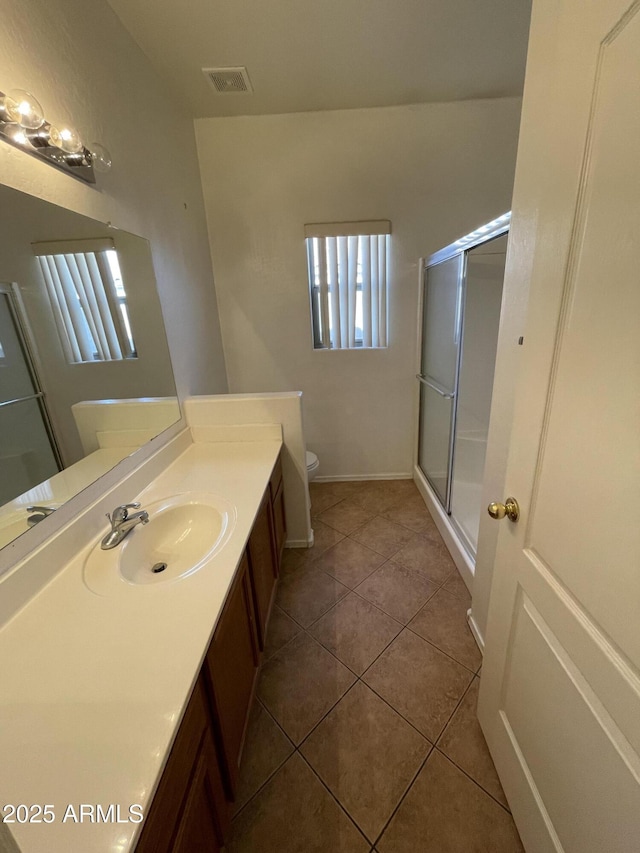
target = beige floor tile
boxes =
[438,678,507,807]
[392,535,456,585]
[409,588,481,671]
[381,494,439,535]
[318,499,376,535]
[301,682,430,842]
[347,481,410,515]
[233,701,294,814]
[378,750,523,853]
[227,752,369,853]
[276,565,350,627]
[314,537,386,589]
[280,548,306,577]
[309,592,403,675]
[258,632,356,744]
[294,519,345,564]
[385,479,420,500]
[363,630,473,741]
[350,517,417,559]
[264,605,301,659]
[322,480,370,499]
[309,482,344,515]
[442,568,472,603]
[355,561,438,624]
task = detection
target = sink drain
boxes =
[151,562,167,574]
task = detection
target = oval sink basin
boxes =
[83,493,236,595]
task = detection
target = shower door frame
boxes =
[416,252,466,511]
[0,282,63,472]
[416,213,511,554]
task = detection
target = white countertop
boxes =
[0,438,282,853]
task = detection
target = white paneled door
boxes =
[478,1,640,851]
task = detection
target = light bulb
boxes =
[2,89,45,129]
[3,123,31,146]
[48,124,83,154]
[88,142,112,173]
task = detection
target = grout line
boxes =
[296,750,375,848]
[370,676,482,847]
[296,677,361,749]
[359,676,436,744]
[230,747,292,823]
[371,745,435,848]
[434,749,514,815]
[402,623,480,676]
[434,675,475,749]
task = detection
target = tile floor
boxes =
[225,480,523,852]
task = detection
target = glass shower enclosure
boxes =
[417,214,510,557]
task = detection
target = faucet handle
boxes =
[109,502,141,526]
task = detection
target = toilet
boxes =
[306,450,320,482]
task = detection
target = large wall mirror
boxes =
[0,185,180,550]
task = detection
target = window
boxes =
[32,238,137,364]
[305,220,390,349]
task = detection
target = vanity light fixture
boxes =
[0,87,112,184]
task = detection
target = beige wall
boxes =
[0,0,227,402]
[196,99,522,477]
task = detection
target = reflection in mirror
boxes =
[0,185,180,550]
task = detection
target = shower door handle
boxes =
[415,374,455,400]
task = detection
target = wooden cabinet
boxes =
[247,493,278,649]
[135,678,228,853]
[171,734,225,853]
[136,451,285,851]
[204,553,259,798]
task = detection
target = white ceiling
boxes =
[107,0,532,118]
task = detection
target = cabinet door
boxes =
[135,677,228,853]
[247,492,278,649]
[172,731,226,853]
[271,480,286,571]
[205,554,259,798]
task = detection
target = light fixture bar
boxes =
[0,88,101,184]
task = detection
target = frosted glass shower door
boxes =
[450,235,507,553]
[417,254,463,506]
[0,288,60,504]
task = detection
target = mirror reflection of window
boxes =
[0,338,5,359]
[32,239,137,364]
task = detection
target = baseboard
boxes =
[285,532,314,549]
[467,608,485,654]
[313,473,413,483]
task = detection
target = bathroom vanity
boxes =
[0,429,292,852]
[136,452,284,852]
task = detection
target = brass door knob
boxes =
[487,497,520,522]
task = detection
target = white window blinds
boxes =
[32,238,136,364]
[305,221,390,349]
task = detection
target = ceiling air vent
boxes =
[202,66,253,94]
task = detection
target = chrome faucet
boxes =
[26,505,56,527]
[101,502,149,550]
